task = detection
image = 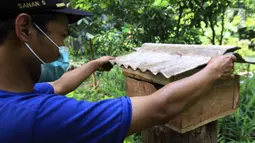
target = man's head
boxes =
[0,0,91,85]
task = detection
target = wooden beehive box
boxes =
[111,43,252,134]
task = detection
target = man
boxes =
[0,0,236,143]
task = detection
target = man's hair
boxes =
[0,12,60,45]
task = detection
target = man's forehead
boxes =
[46,15,69,32]
[49,14,69,26]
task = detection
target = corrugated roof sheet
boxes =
[111,43,240,79]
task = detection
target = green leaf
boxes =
[86,33,94,39]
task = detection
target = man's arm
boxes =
[128,55,236,134]
[50,56,114,95]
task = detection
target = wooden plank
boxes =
[126,75,239,133]
[233,76,240,109]
[125,77,158,97]
[141,122,217,143]
[165,76,239,133]
[123,68,170,85]
[125,72,239,143]
[166,109,236,133]
[125,76,218,142]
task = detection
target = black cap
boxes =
[0,0,93,24]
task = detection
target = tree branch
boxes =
[209,15,216,45]
[219,8,226,45]
[89,40,97,88]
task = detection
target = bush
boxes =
[67,66,126,101]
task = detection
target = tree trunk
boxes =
[89,40,97,87]
[219,9,226,45]
[209,16,216,45]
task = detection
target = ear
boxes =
[15,13,33,43]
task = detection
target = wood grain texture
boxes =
[125,72,239,142]
[125,72,240,133]
[141,122,217,143]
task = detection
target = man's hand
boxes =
[50,56,115,95]
[206,55,237,79]
[94,56,115,71]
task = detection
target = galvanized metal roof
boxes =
[111,43,240,79]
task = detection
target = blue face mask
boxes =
[25,23,70,83]
[39,46,70,82]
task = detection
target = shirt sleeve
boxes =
[34,95,132,143]
[34,83,55,94]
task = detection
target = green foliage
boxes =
[67,66,126,102]
[66,0,241,58]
